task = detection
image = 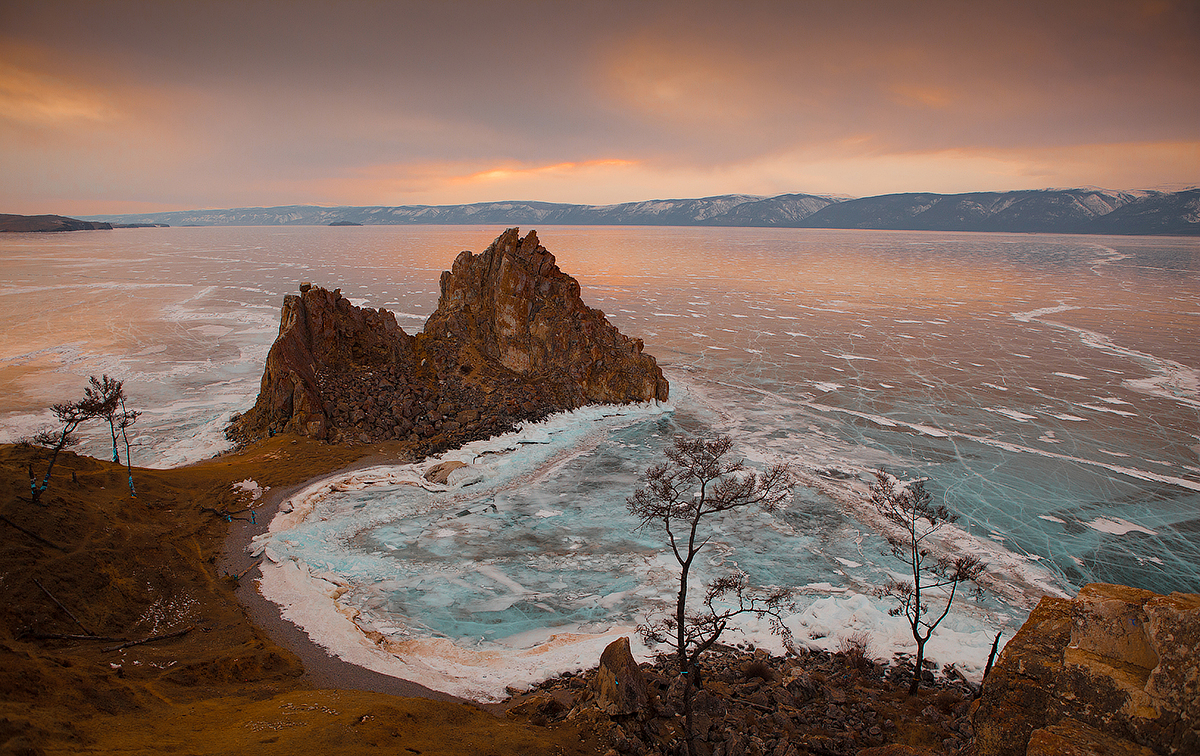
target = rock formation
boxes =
[228,228,668,454]
[973,582,1199,756]
[512,641,978,755]
[424,228,668,407]
[593,637,651,717]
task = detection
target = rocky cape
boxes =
[227,228,669,453]
[0,213,112,232]
[5,429,1198,756]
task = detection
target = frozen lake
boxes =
[3,225,1197,699]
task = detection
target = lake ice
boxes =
[2,225,1197,700]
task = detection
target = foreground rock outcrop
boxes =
[228,228,668,452]
[508,639,980,756]
[973,583,1199,756]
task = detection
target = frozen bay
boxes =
[2,225,1197,698]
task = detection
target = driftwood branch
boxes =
[235,559,261,580]
[200,506,252,522]
[1,515,64,551]
[33,578,92,635]
[103,625,194,653]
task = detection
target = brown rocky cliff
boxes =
[972,583,1199,756]
[228,229,668,453]
[423,228,669,406]
[231,284,416,442]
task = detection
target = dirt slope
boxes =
[0,437,601,755]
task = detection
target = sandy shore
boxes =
[219,455,471,705]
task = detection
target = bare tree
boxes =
[81,374,139,496]
[871,470,986,695]
[27,375,138,504]
[627,434,794,756]
[117,394,140,497]
[84,375,124,463]
[29,400,97,505]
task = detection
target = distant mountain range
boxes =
[85,188,1200,235]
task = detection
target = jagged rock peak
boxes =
[426,228,669,405]
[228,229,668,453]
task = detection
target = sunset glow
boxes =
[1,0,1196,214]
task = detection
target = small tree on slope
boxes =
[116,393,140,497]
[29,399,99,504]
[627,434,794,756]
[83,374,139,495]
[871,470,986,695]
[28,375,138,504]
[85,375,125,463]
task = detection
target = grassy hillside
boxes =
[0,437,601,755]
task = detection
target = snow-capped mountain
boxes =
[86,189,1199,235]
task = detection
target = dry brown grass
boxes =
[0,437,604,755]
[837,629,875,674]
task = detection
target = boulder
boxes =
[973,583,1200,756]
[1026,719,1157,756]
[593,637,650,717]
[424,461,467,484]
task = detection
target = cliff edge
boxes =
[228,228,668,453]
[973,582,1199,756]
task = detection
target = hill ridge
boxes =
[83,188,1200,235]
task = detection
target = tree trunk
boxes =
[676,559,690,671]
[33,445,62,504]
[683,669,697,756]
[32,415,89,504]
[910,637,926,696]
[678,552,695,755]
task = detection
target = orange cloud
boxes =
[889,84,954,109]
[0,61,119,126]
[599,34,779,133]
[735,140,1200,196]
[257,159,647,207]
[457,159,640,185]
[224,138,1200,212]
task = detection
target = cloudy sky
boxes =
[2,0,1198,215]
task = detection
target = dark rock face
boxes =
[973,583,1200,756]
[228,229,668,454]
[511,644,973,756]
[230,283,416,445]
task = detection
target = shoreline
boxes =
[219,452,471,705]
[216,407,1015,706]
[214,408,667,705]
